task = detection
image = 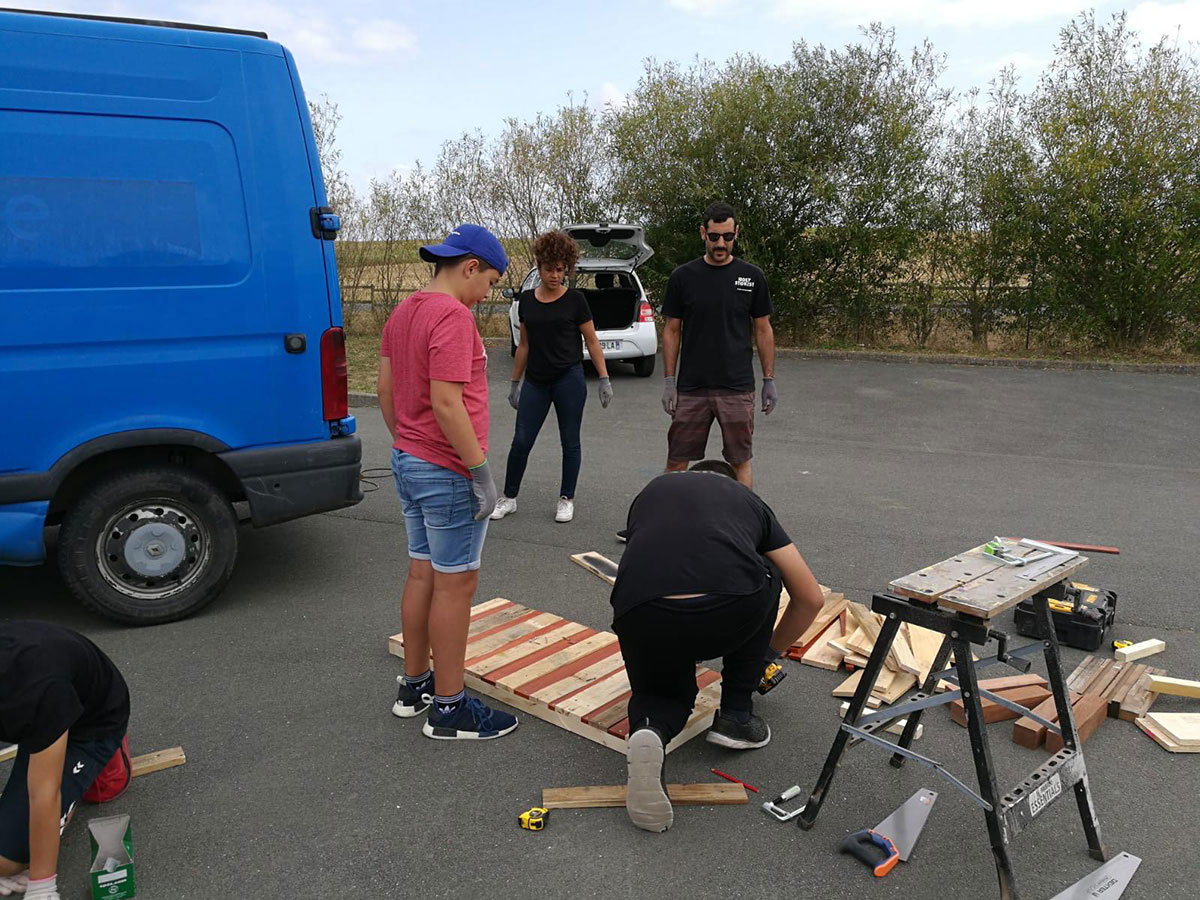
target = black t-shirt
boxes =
[610,471,792,619]
[0,621,130,752]
[518,288,592,384]
[661,257,772,392]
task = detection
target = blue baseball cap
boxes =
[419,224,508,275]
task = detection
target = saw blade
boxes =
[872,789,937,861]
[1049,852,1142,900]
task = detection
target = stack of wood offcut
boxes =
[1011,655,1165,752]
[782,592,946,705]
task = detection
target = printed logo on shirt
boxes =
[734,276,755,292]
[73,761,85,774]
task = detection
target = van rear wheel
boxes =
[58,466,238,625]
[632,354,656,377]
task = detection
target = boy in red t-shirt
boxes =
[378,224,519,740]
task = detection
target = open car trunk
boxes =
[575,270,639,330]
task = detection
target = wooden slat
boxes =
[1012,692,1080,749]
[130,746,187,777]
[467,607,542,641]
[570,551,619,585]
[482,627,599,684]
[557,668,633,717]
[1119,666,1166,721]
[1145,713,1200,746]
[466,601,524,636]
[472,623,589,676]
[497,633,616,693]
[1104,663,1146,718]
[462,613,565,664]
[0,745,16,764]
[890,548,1006,601]
[978,674,1048,693]
[529,647,625,705]
[541,782,747,809]
[936,553,1088,619]
[1067,656,1103,692]
[587,695,632,730]
[789,591,847,655]
[800,619,846,671]
[950,684,1052,726]
[1114,639,1166,663]
[470,597,513,618]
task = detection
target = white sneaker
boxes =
[555,496,574,523]
[491,496,517,520]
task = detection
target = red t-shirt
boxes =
[380,291,488,477]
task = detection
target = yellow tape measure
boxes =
[518,806,549,831]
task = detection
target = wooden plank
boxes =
[833,666,899,699]
[1114,639,1166,663]
[1135,716,1200,753]
[1146,675,1200,700]
[1119,666,1166,721]
[977,674,1048,693]
[873,672,918,704]
[1067,656,1103,692]
[1145,713,1200,746]
[845,603,917,676]
[541,782,747,809]
[1103,663,1146,718]
[497,632,617,693]
[889,547,1007,601]
[570,551,619,585]
[470,597,514,618]
[130,747,187,777]
[462,614,565,664]
[472,623,590,677]
[467,607,543,641]
[1046,694,1108,753]
[530,648,625,705]
[1085,661,1127,699]
[587,695,632,731]
[0,745,16,764]
[466,601,526,636]
[789,591,848,654]
[936,552,1088,619]
[950,684,1052,727]
[800,619,846,671]
[1012,692,1080,749]
[556,668,634,717]
[905,623,945,682]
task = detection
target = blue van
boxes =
[0,10,362,624]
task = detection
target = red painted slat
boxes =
[481,628,598,684]
[463,619,569,667]
[547,666,626,711]
[582,689,633,725]
[514,642,622,699]
[466,609,543,645]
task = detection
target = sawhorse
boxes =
[797,544,1107,899]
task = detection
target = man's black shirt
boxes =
[610,471,791,619]
[661,256,772,392]
[518,288,592,384]
[0,621,130,753]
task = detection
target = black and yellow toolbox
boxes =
[1013,581,1117,650]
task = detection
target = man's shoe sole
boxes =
[420,720,519,740]
[626,729,672,832]
[391,700,430,718]
[705,724,771,750]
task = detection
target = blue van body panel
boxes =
[0,503,51,565]
[0,11,361,566]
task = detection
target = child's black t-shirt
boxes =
[518,288,592,384]
[0,621,130,752]
[610,471,791,620]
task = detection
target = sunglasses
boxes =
[705,230,737,243]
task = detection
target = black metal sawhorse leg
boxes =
[796,587,1106,900]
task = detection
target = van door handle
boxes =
[284,334,306,354]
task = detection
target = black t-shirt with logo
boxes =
[610,471,792,620]
[661,256,773,392]
[518,288,593,384]
[0,621,130,753]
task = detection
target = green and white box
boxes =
[88,814,136,899]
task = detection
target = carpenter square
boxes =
[1048,852,1141,900]
[872,789,937,861]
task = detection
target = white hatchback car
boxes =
[505,223,658,376]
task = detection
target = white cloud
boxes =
[352,19,416,54]
[667,0,718,17]
[1127,1,1200,44]
[597,81,628,110]
[759,0,1097,28]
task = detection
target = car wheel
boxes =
[58,466,238,625]
[632,354,656,377]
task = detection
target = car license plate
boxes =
[599,340,622,351]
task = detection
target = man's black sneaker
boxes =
[626,727,672,832]
[706,711,771,749]
[616,528,628,543]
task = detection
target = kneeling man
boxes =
[611,460,823,832]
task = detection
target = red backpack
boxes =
[82,735,132,803]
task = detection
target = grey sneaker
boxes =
[626,727,672,832]
[490,496,517,520]
[706,711,771,750]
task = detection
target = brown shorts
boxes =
[667,389,755,465]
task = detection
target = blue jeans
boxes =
[503,363,586,499]
[391,449,488,574]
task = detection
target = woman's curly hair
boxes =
[532,230,579,272]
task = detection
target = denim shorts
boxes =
[391,449,488,574]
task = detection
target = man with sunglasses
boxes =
[657,202,776,491]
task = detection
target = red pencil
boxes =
[710,768,758,792]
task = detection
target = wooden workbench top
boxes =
[889,540,1088,619]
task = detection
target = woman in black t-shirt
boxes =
[491,230,613,524]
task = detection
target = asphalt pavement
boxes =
[3,355,1199,898]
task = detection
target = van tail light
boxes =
[638,301,655,323]
[320,327,349,421]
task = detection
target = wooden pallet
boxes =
[387,598,721,754]
[1064,656,1166,721]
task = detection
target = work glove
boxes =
[468,459,498,521]
[761,377,778,415]
[0,873,28,896]
[508,380,521,410]
[662,376,677,416]
[598,377,613,409]
[25,875,59,900]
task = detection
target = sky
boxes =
[39,0,1200,191]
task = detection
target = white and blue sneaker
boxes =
[422,696,518,740]
[392,675,433,718]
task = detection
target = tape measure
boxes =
[758,661,787,695]
[518,806,549,831]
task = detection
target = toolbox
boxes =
[1013,581,1117,651]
